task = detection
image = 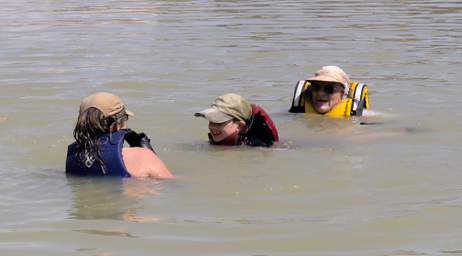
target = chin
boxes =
[314,106,330,114]
[311,101,328,113]
[211,135,225,142]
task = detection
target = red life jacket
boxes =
[240,104,279,147]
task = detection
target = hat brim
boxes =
[126,110,134,117]
[194,107,234,123]
[307,75,347,88]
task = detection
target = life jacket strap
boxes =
[349,82,368,116]
[289,80,309,113]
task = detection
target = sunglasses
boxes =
[310,83,344,95]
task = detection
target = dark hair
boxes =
[73,107,128,172]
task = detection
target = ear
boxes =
[238,120,246,128]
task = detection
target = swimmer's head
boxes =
[307,66,351,114]
[80,92,134,118]
[194,93,252,123]
[74,92,133,143]
[307,66,350,96]
[194,93,251,144]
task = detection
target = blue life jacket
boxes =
[66,130,131,177]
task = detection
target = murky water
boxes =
[1,0,461,255]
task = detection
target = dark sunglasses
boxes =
[311,83,344,95]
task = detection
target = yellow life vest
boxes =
[289,80,370,117]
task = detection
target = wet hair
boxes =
[73,107,128,173]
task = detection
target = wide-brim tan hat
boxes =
[307,65,351,91]
[194,93,252,123]
[80,92,134,117]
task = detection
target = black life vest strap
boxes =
[289,80,308,113]
[350,83,367,116]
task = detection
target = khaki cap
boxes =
[80,92,134,117]
[194,93,252,123]
[307,66,351,92]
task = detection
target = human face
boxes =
[208,119,242,142]
[310,81,345,114]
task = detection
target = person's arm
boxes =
[122,147,173,178]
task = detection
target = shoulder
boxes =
[245,104,279,146]
[251,105,275,124]
[122,147,173,179]
[250,104,277,129]
[251,104,267,115]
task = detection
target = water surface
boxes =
[1,0,461,255]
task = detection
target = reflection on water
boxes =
[1,0,462,255]
[67,177,162,222]
[75,229,138,238]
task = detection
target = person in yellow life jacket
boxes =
[289,66,370,118]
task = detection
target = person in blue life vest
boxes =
[66,92,173,178]
[289,66,371,118]
[194,93,279,147]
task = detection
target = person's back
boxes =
[122,147,170,178]
[242,104,279,147]
[66,92,172,178]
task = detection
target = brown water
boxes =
[1,1,462,255]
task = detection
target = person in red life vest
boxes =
[66,92,173,178]
[194,93,279,147]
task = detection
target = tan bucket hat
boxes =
[307,65,351,92]
[194,93,252,123]
[80,92,134,117]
